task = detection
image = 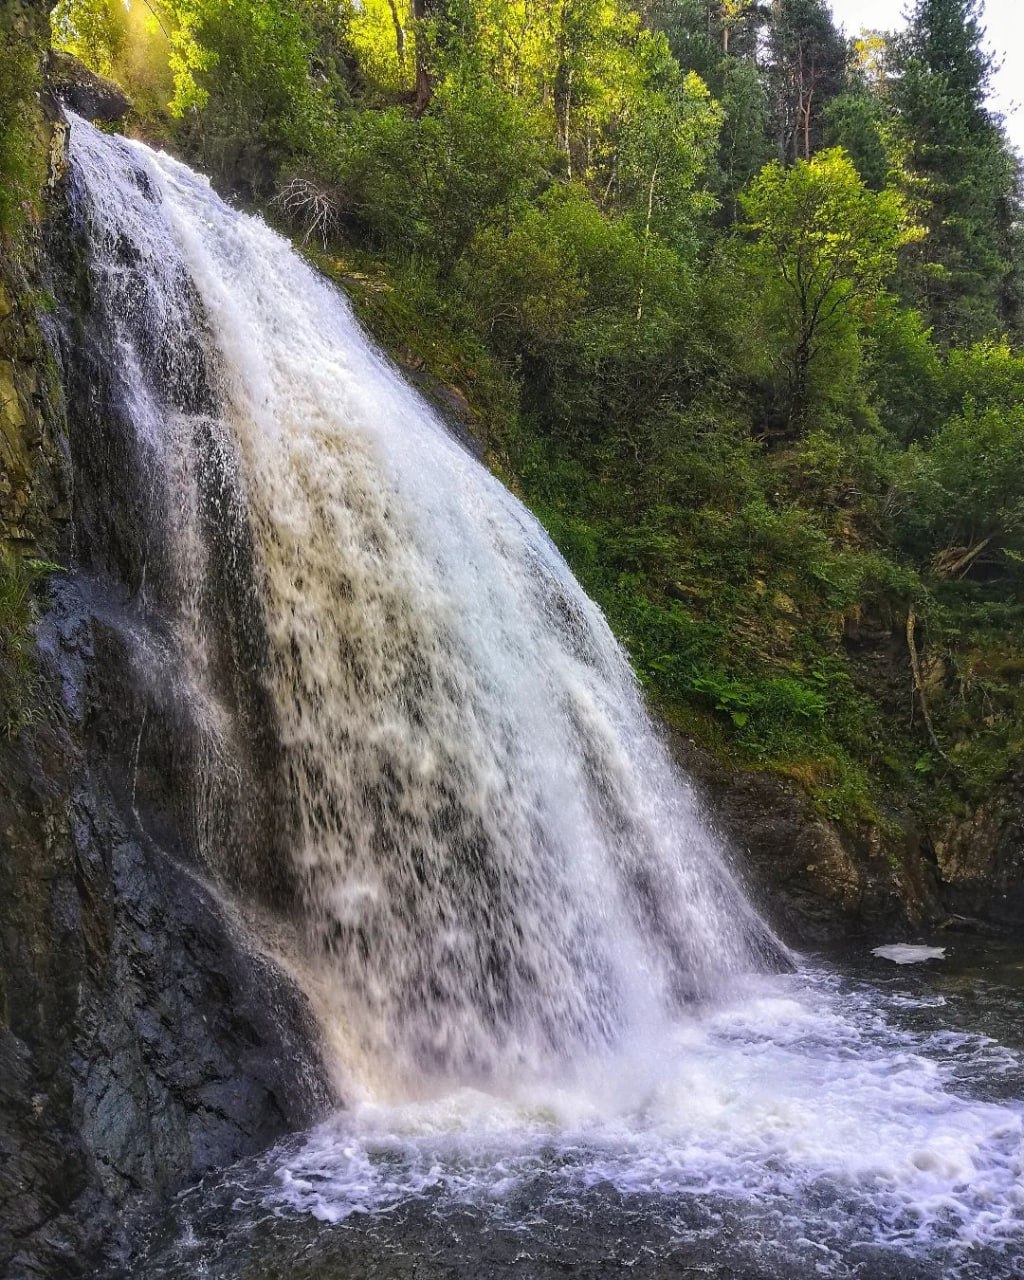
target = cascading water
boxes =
[69,113,776,1085]
[67,116,1024,1279]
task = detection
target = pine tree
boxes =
[764,0,847,163]
[644,1,770,220]
[892,0,1023,342]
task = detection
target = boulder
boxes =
[46,50,131,124]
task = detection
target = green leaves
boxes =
[742,147,922,424]
[340,78,544,265]
[610,42,722,253]
[899,402,1024,580]
[891,0,1022,343]
[44,0,1024,833]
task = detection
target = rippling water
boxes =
[123,936,1024,1279]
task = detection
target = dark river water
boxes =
[116,933,1024,1280]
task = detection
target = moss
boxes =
[0,22,47,240]
[0,554,55,738]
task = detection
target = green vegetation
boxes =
[50,0,1024,829]
[0,556,52,738]
[741,147,922,426]
[0,16,46,238]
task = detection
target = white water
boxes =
[67,117,1024,1276]
[270,969,1024,1270]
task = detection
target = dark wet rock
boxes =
[0,256,71,556]
[0,62,332,1272]
[0,580,333,1280]
[931,783,1024,924]
[673,727,1024,946]
[405,368,486,460]
[671,733,944,946]
[45,50,131,124]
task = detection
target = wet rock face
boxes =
[933,787,1024,924]
[0,273,71,555]
[672,728,1024,945]
[0,80,332,1280]
[669,734,944,946]
[1,580,333,1280]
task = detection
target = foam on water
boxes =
[874,944,949,965]
[268,965,1024,1271]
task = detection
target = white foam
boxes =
[268,967,1024,1270]
[873,944,948,965]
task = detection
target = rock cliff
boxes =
[0,27,332,1279]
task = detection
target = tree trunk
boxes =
[413,0,433,114]
[386,0,407,68]
[555,54,573,177]
[636,162,659,323]
[789,333,812,427]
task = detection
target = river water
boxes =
[122,934,1023,1279]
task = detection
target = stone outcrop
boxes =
[673,726,1024,947]
[45,50,131,125]
[0,259,70,556]
[670,734,936,946]
[932,782,1024,924]
[1,580,333,1280]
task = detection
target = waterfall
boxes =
[65,118,1024,1280]
[67,115,777,1094]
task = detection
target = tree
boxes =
[742,147,921,425]
[764,0,847,163]
[645,0,762,71]
[643,0,770,221]
[50,0,127,77]
[891,0,1023,342]
[610,34,722,258]
[412,0,435,111]
[713,46,771,220]
[823,35,898,194]
[340,76,545,267]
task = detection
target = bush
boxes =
[899,403,1024,582]
[340,79,547,266]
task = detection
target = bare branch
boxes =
[272,177,340,249]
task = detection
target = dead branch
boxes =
[931,534,994,580]
[272,177,340,249]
